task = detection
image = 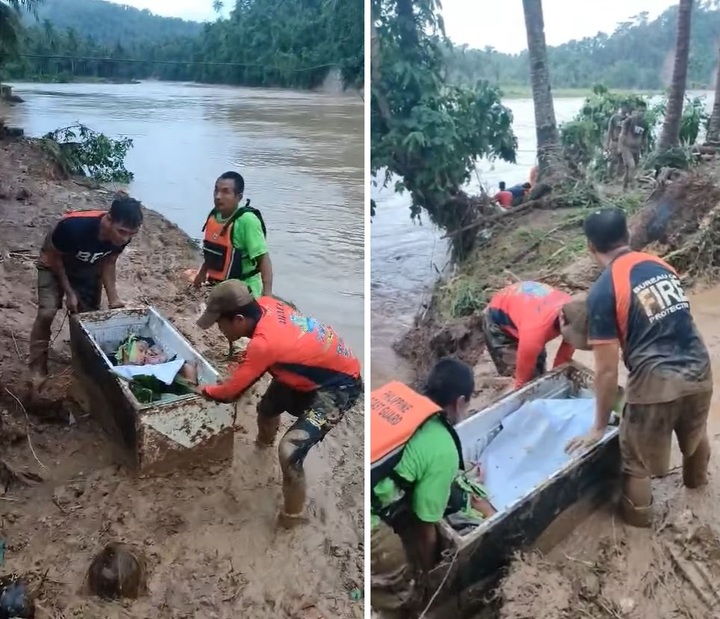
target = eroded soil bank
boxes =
[0,137,363,618]
[398,168,720,619]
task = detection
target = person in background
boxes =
[606,102,631,179]
[507,182,532,206]
[619,101,649,191]
[482,281,586,389]
[566,207,712,528]
[195,280,362,528]
[493,181,513,208]
[370,358,496,617]
[529,164,539,187]
[28,196,143,386]
[192,171,273,298]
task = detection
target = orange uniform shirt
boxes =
[494,190,513,208]
[487,282,574,388]
[203,297,361,402]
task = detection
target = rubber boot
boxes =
[255,414,280,448]
[620,475,653,528]
[683,435,711,489]
[278,474,308,528]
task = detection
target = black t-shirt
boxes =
[48,212,128,271]
[587,251,711,403]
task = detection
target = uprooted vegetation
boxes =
[395,160,720,377]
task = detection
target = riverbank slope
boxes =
[395,167,720,617]
[0,136,363,618]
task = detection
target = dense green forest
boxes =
[446,6,720,91]
[1,0,363,89]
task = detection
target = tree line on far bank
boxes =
[0,0,363,89]
[445,4,720,92]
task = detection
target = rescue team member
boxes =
[370,358,495,616]
[493,181,513,208]
[482,281,586,389]
[28,196,143,384]
[192,171,273,297]
[619,101,649,191]
[566,207,712,528]
[194,280,362,528]
[605,102,631,179]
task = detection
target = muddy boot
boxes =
[620,475,653,528]
[683,435,711,489]
[278,475,308,529]
[255,414,280,448]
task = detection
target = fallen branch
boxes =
[3,387,47,470]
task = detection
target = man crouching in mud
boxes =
[371,358,497,617]
[482,281,586,390]
[29,195,143,387]
[566,207,712,528]
[194,280,362,528]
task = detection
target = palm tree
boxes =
[521,0,559,179]
[706,44,720,144]
[657,0,694,152]
[0,0,41,64]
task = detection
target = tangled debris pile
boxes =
[396,164,720,377]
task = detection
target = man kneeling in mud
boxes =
[29,195,143,387]
[195,280,362,528]
[566,207,712,528]
[370,358,496,617]
[482,281,586,390]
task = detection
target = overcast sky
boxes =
[440,0,679,53]
[114,0,679,53]
[113,0,220,22]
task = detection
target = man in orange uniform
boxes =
[566,207,712,528]
[195,280,363,527]
[482,281,584,388]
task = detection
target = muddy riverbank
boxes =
[0,137,363,618]
[395,167,720,618]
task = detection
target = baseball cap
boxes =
[196,280,255,329]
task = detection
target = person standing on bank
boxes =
[28,196,143,386]
[192,171,273,297]
[566,207,712,528]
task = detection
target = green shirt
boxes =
[370,416,460,531]
[214,208,267,298]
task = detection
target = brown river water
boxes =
[6,80,365,364]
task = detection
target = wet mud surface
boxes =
[0,138,363,618]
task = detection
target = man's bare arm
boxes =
[192,261,208,288]
[258,253,273,296]
[101,253,122,307]
[40,243,72,295]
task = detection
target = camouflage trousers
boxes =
[256,377,362,515]
[481,309,546,379]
